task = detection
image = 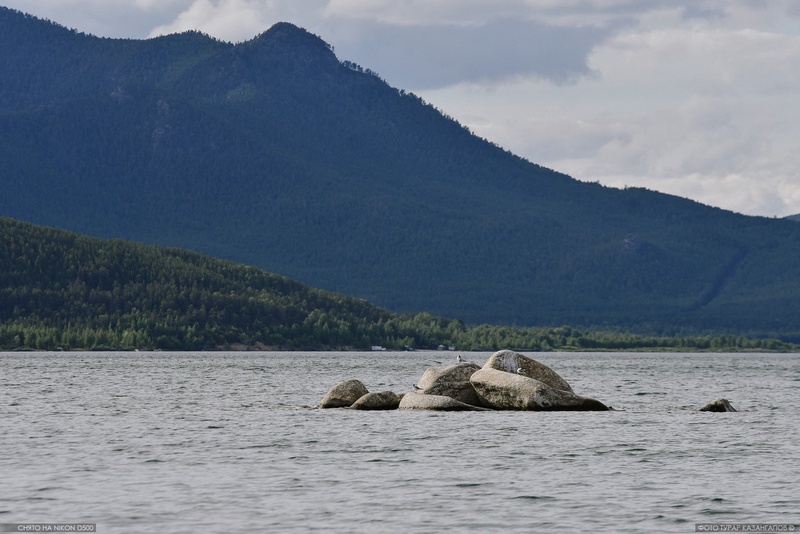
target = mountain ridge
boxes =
[3,216,795,352]
[2,6,799,338]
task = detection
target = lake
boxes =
[1,351,798,533]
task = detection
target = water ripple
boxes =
[1,350,798,533]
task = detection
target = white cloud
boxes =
[327,18,608,89]
[573,23,800,216]
[147,0,270,41]
[416,13,800,217]
[133,0,185,10]
[3,0,191,38]
[324,0,528,26]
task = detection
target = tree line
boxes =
[1,218,796,352]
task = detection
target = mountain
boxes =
[2,6,800,339]
[0,216,444,350]
[3,217,794,352]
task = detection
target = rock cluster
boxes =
[319,349,610,411]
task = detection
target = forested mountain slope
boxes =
[2,6,799,338]
[0,217,447,350]
[3,217,795,351]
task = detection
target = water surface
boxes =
[1,351,798,533]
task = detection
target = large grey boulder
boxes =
[700,398,737,412]
[319,379,369,408]
[414,362,481,406]
[483,350,573,393]
[398,391,491,411]
[350,391,404,410]
[470,368,609,411]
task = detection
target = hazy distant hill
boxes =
[1,6,799,338]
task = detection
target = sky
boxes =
[6,0,800,217]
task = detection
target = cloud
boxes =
[417,11,800,217]
[324,0,532,26]
[322,0,730,31]
[147,0,273,41]
[333,18,610,89]
[2,0,191,38]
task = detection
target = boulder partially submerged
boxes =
[351,391,404,410]
[319,379,370,408]
[483,349,574,393]
[470,367,608,411]
[700,398,737,412]
[398,391,490,411]
[413,362,482,406]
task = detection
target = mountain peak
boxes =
[242,22,338,65]
[263,21,319,39]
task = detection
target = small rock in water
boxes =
[699,398,737,412]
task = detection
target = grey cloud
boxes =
[3,0,190,39]
[518,0,702,24]
[680,5,726,21]
[332,18,613,90]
